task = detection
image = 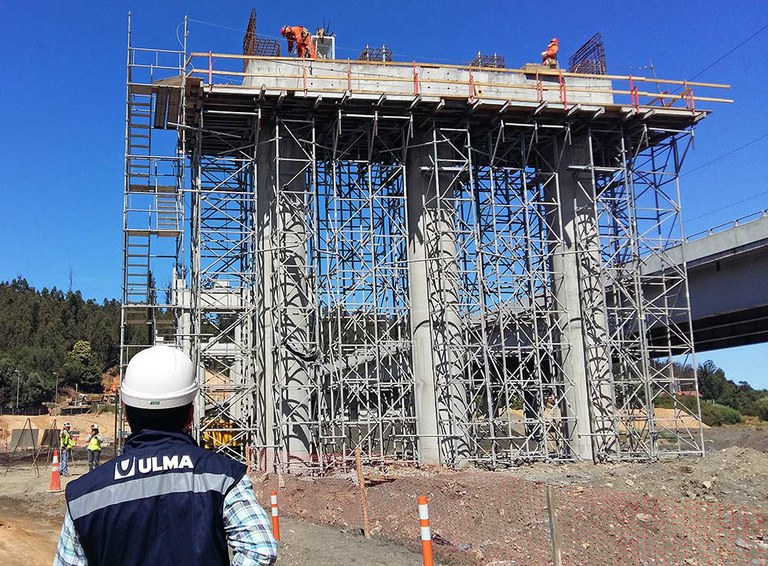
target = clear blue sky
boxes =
[1,1,767,386]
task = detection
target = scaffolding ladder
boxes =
[118,14,187,451]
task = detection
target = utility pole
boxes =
[15,370,21,414]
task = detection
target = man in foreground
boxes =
[53,345,278,565]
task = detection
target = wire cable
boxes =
[687,189,768,223]
[671,22,768,94]
[688,23,768,82]
[683,132,768,223]
[682,132,768,178]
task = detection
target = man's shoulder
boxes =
[123,433,245,476]
[195,446,247,476]
[64,462,113,501]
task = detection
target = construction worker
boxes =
[53,345,278,566]
[59,422,74,476]
[85,424,103,472]
[542,37,559,66]
[280,25,317,59]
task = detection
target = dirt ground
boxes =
[704,423,768,453]
[1,424,766,565]
[0,462,420,566]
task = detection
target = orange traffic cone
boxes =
[49,449,63,492]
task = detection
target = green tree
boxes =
[61,340,103,392]
[756,396,768,422]
[697,360,727,400]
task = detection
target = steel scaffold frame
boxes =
[118,16,187,450]
[466,123,579,465]
[120,18,706,467]
[395,121,701,466]
[315,112,416,468]
[189,140,260,459]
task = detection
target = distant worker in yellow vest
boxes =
[86,424,104,472]
[59,422,74,476]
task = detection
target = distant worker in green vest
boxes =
[59,422,74,476]
[86,424,104,472]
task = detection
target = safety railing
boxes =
[184,52,732,111]
[686,209,768,243]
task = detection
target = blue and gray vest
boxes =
[65,429,246,566]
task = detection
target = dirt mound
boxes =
[253,456,768,565]
[705,424,768,452]
[653,407,709,429]
[502,444,768,507]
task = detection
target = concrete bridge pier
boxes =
[256,120,313,471]
[547,137,618,461]
[406,128,471,466]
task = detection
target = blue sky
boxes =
[1,1,767,386]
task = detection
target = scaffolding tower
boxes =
[118,15,187,450]
[120,17,731,470]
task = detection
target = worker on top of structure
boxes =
[281,25,317,59]
[85,424,103,472]
[53,345,278,566]
[542,37,559,67]
[59,422,74,476]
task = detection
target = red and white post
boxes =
[270,491,280,541]
[417,495,434,566]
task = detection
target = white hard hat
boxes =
[91,423,98,429]
[63,422,71,427]
[122,346,198,409]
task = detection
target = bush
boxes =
[699,401,742,427]
[756,397,768,422]
[654,394,742,426]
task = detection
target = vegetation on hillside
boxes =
[696,359,768,420]
[1,277,767,423]
[652,359,768,425]
[0,278,122,410]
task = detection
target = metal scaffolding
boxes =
[118,15,187,451]
[120,17,730,469]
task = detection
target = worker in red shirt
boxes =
[542,38,559,66]
[280,25,317,59]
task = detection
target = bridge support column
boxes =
[548,137,617,461]
[406,128,471,466]
[257,120,313,472]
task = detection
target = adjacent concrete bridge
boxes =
[651,212,768,352]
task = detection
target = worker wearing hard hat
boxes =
[85,424,104,472]
[280,25,317,59]
[59,422,74,476]
[53,346,278,565]
[542,37,559,66]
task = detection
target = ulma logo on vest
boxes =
[114,455,194,480]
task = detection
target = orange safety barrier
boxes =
[417,495,434,566]
[270,491,280,541]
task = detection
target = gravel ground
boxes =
[1,425,767,565]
